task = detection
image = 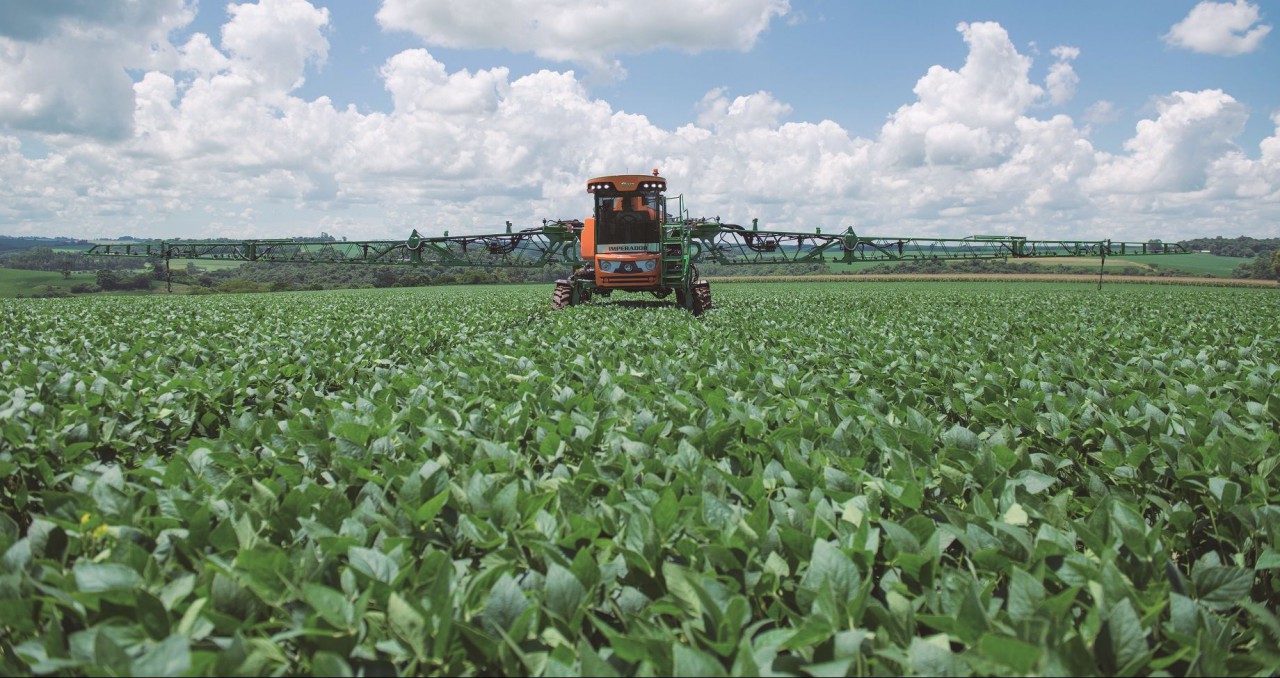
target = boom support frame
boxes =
[85,220,1185,269]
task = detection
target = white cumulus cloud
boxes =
[1045,46,1080,106]
[1087,90,1248,194]
[876,22,1044,169]
[0,0,194,139]
[1164,0,1271,56]
[0,5,1277,243]
[222,0,330,94]
[375,0,789,78]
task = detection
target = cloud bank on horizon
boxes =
[0,0,1276,242]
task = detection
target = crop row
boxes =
[1,282,1278,675]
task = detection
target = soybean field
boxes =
[2,281,1279,675]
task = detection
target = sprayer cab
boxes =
[582,174,666,288]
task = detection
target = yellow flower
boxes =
[80,513,92,526]
[92,524,109,539]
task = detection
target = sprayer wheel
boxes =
[552,281,572,310]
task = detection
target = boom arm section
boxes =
[86,217,1187,271]
[680,221,1188,266]
[84,221,585,268]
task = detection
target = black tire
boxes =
[692,281,712,316]
[552,281,572,310]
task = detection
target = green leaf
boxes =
[652,489,679,534]
[662,562,704,619]
[1007,568,1045,622]
[544,563,586,622]
[1192,566,1254,610]
[1096,598,1146,674]
[304,583,354,629]
[93,630,132,675]
[570,548,601,592]
[311,652,354,677]
[538,431,562,457]
[1207,477,1240,509]
[954,580,990,645]
[943,424,979,451]
[673,644,726,677]
[137,590,172,640]
[483,573,530,636]
[2,538,31,572]
[908,634,961,676]
[388,592,428,655]
[348,546,399,584]
[1256,550,1280,570]
[979,634,1041,674]
[133,634,191,677]
[1016,470,1056,495]
[413,490,449,525]
[74,562,142,593]
[578,639,620,677]
[1168,593,1199,638]
[799,540,858,609]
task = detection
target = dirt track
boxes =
[707,273,1279,288]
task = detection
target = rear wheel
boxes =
[552,281,572,310]
[691,281,712,316]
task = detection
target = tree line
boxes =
[1176,235,1280,258]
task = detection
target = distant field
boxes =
[167,257,246,271]
[1021,256,1153,270]
[1019,252,1244,277]
[66,254,243,271]
[1143,252,1245,277]
[826,260,885,272]
[827,252,1247,277]
[0,268,180,297]
[709,273,1277,287]
[0,269,94,296]
[0,255,242,296]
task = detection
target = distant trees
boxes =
[2,246,135,273]
[1231,249,1278,281]
[95,269,118,290]
[1178,236,1280,258]
[0,235,89,253]
[372,268,399,288]
[95,269,153,291]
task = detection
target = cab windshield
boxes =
[596,192,663,245]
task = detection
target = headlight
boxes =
[598,260,617,273]
[638,259,657,272]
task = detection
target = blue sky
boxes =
[239,0,1280,153]
[0,0,1277,241]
